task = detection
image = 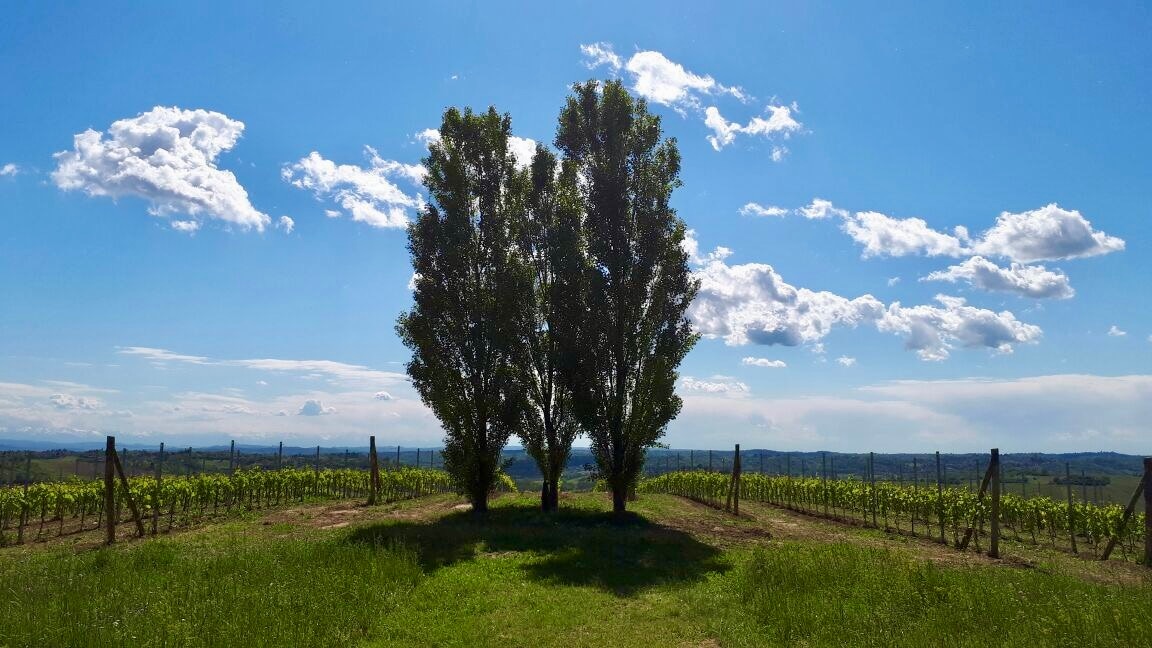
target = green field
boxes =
[1,492,1149,647]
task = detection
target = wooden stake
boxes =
[989,448,1001,559]
[368,436,380,505]
[228,439,236,475]
[1066,462,1077,554]
[869,452,877,527]
[822,452,828,516]
[112,445,146,538]
[153,442,164,535]
[936,451,945,543]
[958,453,995,551]
[1144,457,1151,567]
[1101,470,1148,560]
[105,436,116,544]
[733,444,742,515]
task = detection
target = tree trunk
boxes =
[540,480,552,511]
[612,487,627,514]
[471,489,489,514]
[548,478,560,511]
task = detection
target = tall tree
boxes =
[396,106,531,514]
[513,146,582,512]
[553,80,699,514]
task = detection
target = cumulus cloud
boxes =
[836,356,857,367]
[922,256,1074,299]
[739,202,788,218]
[170,220,200,233]
[579,42,622,73]
[887,277,901,287]
[741,357,787,368]
[282,147,423,229]
[580,43,805,155]
[0,163,19,176]
[878,295,1042,361]
[842,211,970,258]
[49,394,102,410]
[298,399,335,416]
[799,198,848,220]
[972,204,1124,262]
[276,215,295,234]
[680,376,750,393]
[52,106,269,230]
[688,243,884,347]
[414,128,441,147]
[704,105,802,151]
[373,391,394,401]
[1107,325,1126,337]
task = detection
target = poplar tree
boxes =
[553,80,699,514]
[396,106,531,514]
[514,146,582,512]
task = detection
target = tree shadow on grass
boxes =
[342,503,728,597]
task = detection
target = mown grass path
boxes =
[1,493,1149,647]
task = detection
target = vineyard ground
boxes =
[1,492,1149,647]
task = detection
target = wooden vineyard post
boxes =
[936,451,945,544]
[1100,466,1149,561]
[368,436,380,505]
[869,452,877,527]
[725,444,741,514]
[1144,457,1151,567]
[989,448,1001,559]
[228,440,236,475]
[709,450,713,472]
[153,442,164,535]
[277,442,283,470]
[396,445,401,469]
[105,436,116,544]
[911,458,918,536]
[958,450,995,551]
[1066,462,1077,554]
[111,443,146,538]
[822,452,828,516]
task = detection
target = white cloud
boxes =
[116,347,408,388]
[414,128,441,147]
[771,146,787,162]
[1108,325,1127,337]
[507,136,537,169]
[741,357,787,368]
[374,391,394,401]
[283,147,422,229]
[799,198,848,220]
[922,256,1074,299]
[49,394,102,410]
[0,163,19,176]
[624,50,745,113]
[739,202,788,218]
[579,42,622,73]
[170,220,200,233]
[52,106,269,231]
[836,356,857,367]
[277,215,295,234]
[887,277,901,287]
[704,105,801,151]
[689,246,884,347]
[972,204,1124,262]
[843,211,970,258]
[298,399,335,416]
[878,295,1042,361]
[680,376,750,393]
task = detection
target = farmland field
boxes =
[1,492,1149,647]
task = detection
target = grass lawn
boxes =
[1,492,1149,647]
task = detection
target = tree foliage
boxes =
[512,146,583,512]
[552,80,699,513]
[396,106,531,513]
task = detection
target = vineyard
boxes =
[640,468,1149,562]
[0,465,515,545]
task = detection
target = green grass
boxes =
[1,493,1149,647]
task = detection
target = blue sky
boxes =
[1,1,1150,452]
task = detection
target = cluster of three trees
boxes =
[396,80,698,514]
